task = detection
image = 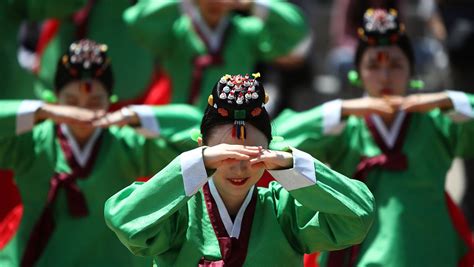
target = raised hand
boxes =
[400,92,452,113]
[341,97,401,119]
[36,104,104,127]
[249,148,293,170]
[202,144,262,169]
[92,107,140,128]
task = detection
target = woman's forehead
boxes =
[207,124,269,147]
[60,80,108,97]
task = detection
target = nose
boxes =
[230,160,251,176]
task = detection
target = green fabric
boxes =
[0,0,84,100]
[273,93,474,266]
[0,101,200,266]
[35,0,155,101]
[124,0,309,110]
[105,152,374,266]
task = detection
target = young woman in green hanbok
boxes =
[0,39,201,267]
[105,73,375,266]
[273,8,474,267]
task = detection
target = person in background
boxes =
[274,8,474,266]
[0,39,201,267]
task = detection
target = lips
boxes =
[227,177,250,186]
[381,88,394,95]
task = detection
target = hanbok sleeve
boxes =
[431,91,474,158]
[272,100,350,163]
[267,148,375,253]
[0,100,43,169]
[105,147,209,256]
[123,0,181,58]
[253,0,311,61]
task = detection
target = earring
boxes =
[39,89,57,103]
[409,79,425,90]
[347,70,362,87]
[109,94,119,103]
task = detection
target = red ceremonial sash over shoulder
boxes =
[200,183,257,267]
[21,126,103,267]
[327,114,411,267]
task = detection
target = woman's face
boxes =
[359,45,411,97]
[57,80,109,135]
[57,79,109,111]
[205,123,269,200]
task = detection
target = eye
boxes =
[65,97,78,106]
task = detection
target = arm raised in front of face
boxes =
[263,147,375,253]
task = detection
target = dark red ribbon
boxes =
[327,114,411,267]
[21,126,103,267]
[199,183,256,266]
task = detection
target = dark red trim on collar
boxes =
[200,183,257,267]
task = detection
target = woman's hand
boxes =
[400,92,452,113]
[202,144,261,169]
[35,104,104,126]
[250,148,293,170]
[342,97,401,119]
[92,107,140,128]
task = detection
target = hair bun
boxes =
[358,8,405,46]
[209,73,267,120]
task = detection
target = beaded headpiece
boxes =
[207,73,269,140]
[55,39,113,93]
[357,8,406,46]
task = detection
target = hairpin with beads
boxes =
[357,8,406,46]
[208,72,269,140]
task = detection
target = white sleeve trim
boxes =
[289,34,313,57]
[129,105,160,138]
[180,147,209,197]
[268,147,316,191]
[16,100,43,135]
[252,0,270,20]
[322,99,346,135]
[446,90,474,122]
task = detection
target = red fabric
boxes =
[201,183,257,266]
[21,127,103,267]
[109,69,172,111]
[0,170,23,250]
[256,170,275,187]
[33,20,60,74]
[445,192,474,267]
[304,252,320,267]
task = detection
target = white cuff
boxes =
[16,100,43,135]
[322,99,346,135]
[129,105,160,138]
[268,147,316,191]
[252,0,270,20]
[289,34,313,57]
[446,90,474,122]
[180,147,209,196]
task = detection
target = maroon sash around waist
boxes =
[21,126,103,267]
[327,114,411,267]
[199,184,257,267]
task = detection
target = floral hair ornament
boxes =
[357,8,405,46]
[208,73,269,140]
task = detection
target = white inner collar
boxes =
[190,7,230,53]
[60,124,102,167]
[208,178,254,238]
[370,111,406,149]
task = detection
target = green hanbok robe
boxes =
[0,100,201,267]
[105,146,375,266]
[35,0,156,103]
[273,91,474,266]
[123,0,311,109]
[0,0,84,100]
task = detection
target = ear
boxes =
[197,137,203,146]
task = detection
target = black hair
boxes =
[200,105,272,145]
